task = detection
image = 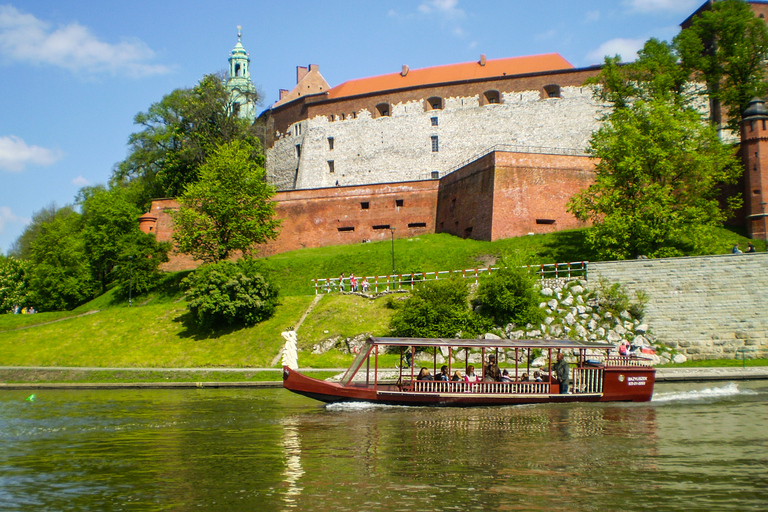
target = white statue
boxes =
[281,330,299,370]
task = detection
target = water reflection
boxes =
[281,417,304,508]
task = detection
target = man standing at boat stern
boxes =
[554,352,570,394]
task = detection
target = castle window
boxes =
[396,199,404,207]
[751,120,755,132]
[361,202,369,209]
[295,145,301,158]
[328,137,334,150]
[235,63,241,76]
[341,113,346,120]
[431,116,438,126]
[426,97,443,110]
[543,84,561,98]
[376,103,390,117]
[351,111,357,119]
[338,226,355,232]
[431,171,439,179]
[408,222,427,228]
[755,190,762,195]
[536,219,556,225]
[431,136,439,152]
[328,160,335,173]
[484,90,501,104]
[372,224,391,230]
[329,114,335,122]
[464,227,473,238]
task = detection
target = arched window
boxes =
[235,63,241,76]
[425,96,443,110]
[376,103,391,117]
[543,84,561,99]
[483,90,501,105]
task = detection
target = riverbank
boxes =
[1,366,766,390]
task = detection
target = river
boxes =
[0,381,766,511]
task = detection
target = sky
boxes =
[0,0,706,253]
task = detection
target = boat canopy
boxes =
[368,337,615,350]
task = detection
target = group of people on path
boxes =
[415,352,571,394]
[732,242,757,254]
[337,272,369,293]
[12,305,36,314]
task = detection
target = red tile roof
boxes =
[325,53,573,100]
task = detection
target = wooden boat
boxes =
[282,336,655,406]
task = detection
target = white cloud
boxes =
[0,135,62,172]
[623,0,699,13]
[0,206,29,235]
[0,5,170,77]
[72,175,90,186]
[418,0,465,19]
[587,38,646,64]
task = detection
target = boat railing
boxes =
[408,380,551,394]
[605,356,654,367]
[572,367,604,394]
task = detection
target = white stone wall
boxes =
[266,86,604,190]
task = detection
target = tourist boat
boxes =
[282,336,656,406]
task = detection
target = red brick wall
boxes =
[435,153,496,240]
[741,118,768,239]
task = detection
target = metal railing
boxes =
[312,261,588,294]
[573,368,604,394]
[408,380,551,394]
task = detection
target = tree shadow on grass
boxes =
[542,229,601,263]
[172,309,244,341]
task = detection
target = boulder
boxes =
[575,324,588,338]
[547,299,559,309]
[673,353,687,364]
[614,324,627,335]
[527,329,542,337]
[484,332,502,340]
[587,319,597,331]
[570,285,584,295]
[576,305,587,315]
[541,288,554,297]
[562,295,574,306]
[550,325,564,337]
[620,310,632,320]
[635,323,648,334]
[545,316,555,325]
[531,356,547,368]
[606,330,622,343]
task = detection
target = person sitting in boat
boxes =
[553,352,570,394]
[501,369,513,382]
[417,367,433,381]
[464,365,478,382]
[521,372,531,382]
[451,371,463,382]
[534,371,543,382]
[437,365,450,381]
[485,355,502,382]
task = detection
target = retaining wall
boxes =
[590,253,768,359]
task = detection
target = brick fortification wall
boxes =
[590,253,768,359]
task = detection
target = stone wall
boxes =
[266,84,602,191]
[590,253,768,359]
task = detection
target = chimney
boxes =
[279,89,289,100]
[479,54,486,66]
[401,64,409,77]
[296,66,308,84]
[309,63,319,72]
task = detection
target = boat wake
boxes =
[326,401,408,411]
[652,382,758,403]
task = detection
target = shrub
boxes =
[473,265,544,327]
[389,277,491,338]
[182,258,279,330]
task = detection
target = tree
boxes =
[571,40,743,260]
[110,74,263,208]
[389,278,491,338]
[8,203,61,260]
[182,258,279,330]
[474,265,544,327]
[676,0,768,132]
[27,207,97,311]
[172,140,280,263]
[0,256,30,313]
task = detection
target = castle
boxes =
[139,1,768,270]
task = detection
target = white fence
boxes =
[312,262,588,295]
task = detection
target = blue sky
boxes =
[0,0,704,253]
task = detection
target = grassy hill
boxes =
[0,226,760,381]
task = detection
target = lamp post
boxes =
[128,255,134,307]
[762,202,767,250]
[389,227,396,277]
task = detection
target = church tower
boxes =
[227,26,257,121]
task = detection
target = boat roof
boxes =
[369,337,614,350]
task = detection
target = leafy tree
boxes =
[110,74,263,207]
[389,278,491,338]
[676,0,768,132]
[112,233,171,299]
[474,266,544,327]
[570,41,743,260]
[8,203,60,260]
[0,256,30,313]
[182,258,278,330]
[27,207,97,311]
[172,140,280,263]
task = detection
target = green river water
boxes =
[0,381,766,511]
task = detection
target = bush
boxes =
[389,277,491,338]
[473,265,544,327]
[182,258,279,330]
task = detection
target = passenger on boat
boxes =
[501,369,513,382]
[485,355,502,382]
[534,371,543,382]
[451,371,462,382]
[437,365,450,381]
[464,365,478,382]
[521,372,530,382]
[417,367,433,381]
[553,353,570,394]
